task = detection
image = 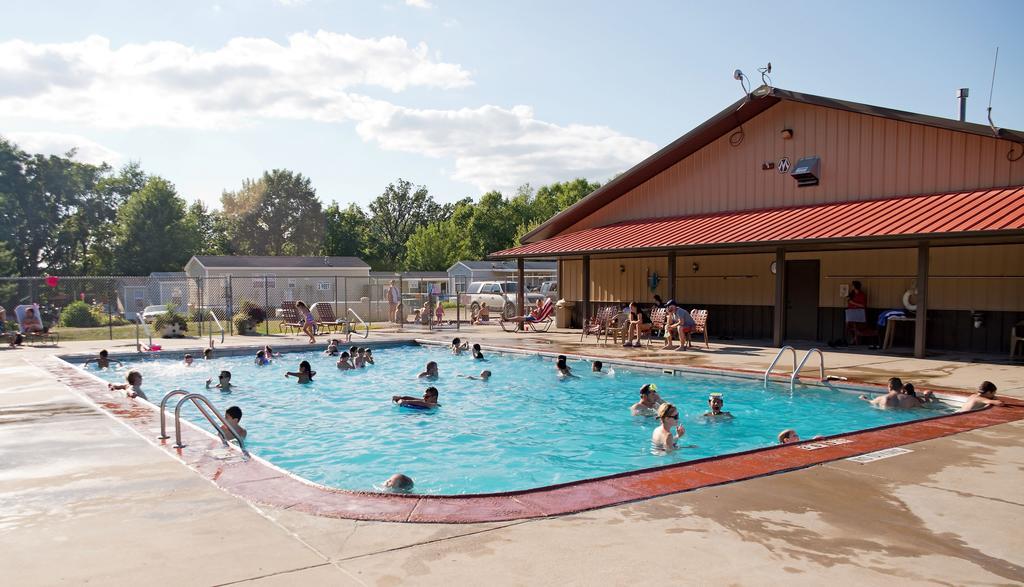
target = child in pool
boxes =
[778,429,800,444]
[263,345,280,359]
[418,361,439,379]
[592,360,603,373]
[703,393,733,419]
[460,370,492,381]
[384,473,414,492]
[183,353,194,366]
[393,386,440,409]
[435,303,444,324]
[324,341,339,356]
[556,355,577,378]
[219,406,247,442]
[84,349,121,369]
[652,403,685,450]
[336,352,354,370]
[206,370,234,390]
[472,344,484,360]
[285,360,316,383]
[203,347,214,360]
[255,350,270,366]
[354,348,366,368]
[364,348,374,365]
[108,370,147,400]
[451,337,469,355]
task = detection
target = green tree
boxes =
[404,220,466,271]
[322,202,368,258]
[366,178,447,270]
[183,201,217,255]
[221,169,325,256]
[110,177,196,274]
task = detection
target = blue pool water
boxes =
[84,344,953,494]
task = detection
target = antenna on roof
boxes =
[985,47,1000,137]
[733,69,750,97]
[758,62,772,87]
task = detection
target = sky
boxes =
[1,0,1022,209]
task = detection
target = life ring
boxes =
[902,288,917,312]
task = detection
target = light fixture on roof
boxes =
[733,69,750,97]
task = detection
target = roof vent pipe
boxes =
[957,88,969,122]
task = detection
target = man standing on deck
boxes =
[386,280,401,324]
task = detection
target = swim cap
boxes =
[709,392,723,399]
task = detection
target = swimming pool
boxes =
[85,343,955,494]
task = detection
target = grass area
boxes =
[52,319,389,342]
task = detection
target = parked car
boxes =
[459,282,543,318]
[538,281,558,301]
[140,304,169,323]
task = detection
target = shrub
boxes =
[153,309,188,332]
[59,301,100,327]
[233,311,256,334]
[240,300,267,325]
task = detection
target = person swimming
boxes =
[860,377,915,409]
[703,393,733,419]
[219,405,247,442]
[652,403,685,450]
[471,343,485,360]
[203,347,214,360]
[206,370,234,391]
[336,351,354,370]
[418,361,439,379]
[285,360,316,383]
[255,350,270,366]
[460,370,492,381]
[393,386,440,409]
[84,349,121,369]
[778,429,800,444]
[957,381,1004,413]
[108,370,147,400]
[183,353,194,367]
[383,473,414,492]
[364,349,375,365]
[592,360,603,373]
[451,337,469,355]
[555,355,577,378]
[630,384,664,416]
[324,341,339,356]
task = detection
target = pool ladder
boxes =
[158,390,249,460]
[764,346,826,389]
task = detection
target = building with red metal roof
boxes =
[491,86,1024,356]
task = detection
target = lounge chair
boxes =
[580,306,617,342]
[15,304,58,346]
[500,298,554,333]
[690,309,710,349]
[313,303,349,335]
[646,308,667,346]
[278,302,303,334]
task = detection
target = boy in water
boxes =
[108,370,147,400]
[337,352,354,370]
[285,361,316,383]
[203,347,213,360]
[555,355,577,378]
[703,393,734,419]
[255,350,269,366]
[384,473,414,492]
[418,361,439,379]
[393,386,440,408]
[778,429,801,444]
[461,370,492,381]
[364,349,375,365]
[206,370,234,390]
[84,349,121,369]
[451,337,469,355]
[324,341,339,356]
[183,353,194,367]
[652,403,685,450]
[592,361,603,373]
[630,384,664,416]
[472,344,485,360]
[860,377,904,409]
[219,406,247,442]
[354,348,366,368]
[957,381,1004,413]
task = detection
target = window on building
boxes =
[317,281,331,291]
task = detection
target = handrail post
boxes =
[763,345,797,385]
[172,393,249,459]
[790,348,826,387]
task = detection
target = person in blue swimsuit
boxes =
[393,386,440,409]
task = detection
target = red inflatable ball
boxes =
[45,275,60,288]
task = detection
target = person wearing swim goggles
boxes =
[630,383,664,416]
[652,402,685,450]
[703,392,733,419]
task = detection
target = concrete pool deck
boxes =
[2,328,1023,584]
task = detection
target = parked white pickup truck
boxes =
[459,281,544,318]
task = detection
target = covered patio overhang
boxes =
[492,187,1024,358]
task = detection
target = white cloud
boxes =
[4,131,122,166]
[274,0,310,6]
[356,104,657,191]
[405,0,433,8]
[0,33,656,192]
[0,32,471,129]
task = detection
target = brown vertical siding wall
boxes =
[563,102,1024,233]
[674,254,775,305]
[788,249,916,309]
[931,244,1024,311]
[559,259,583,301]
[589,257,668,303]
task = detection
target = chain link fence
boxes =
[0,270,558,341]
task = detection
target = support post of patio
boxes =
[773,247,786,347]
[516,257,525,316]
[667,251,676,301]
[915,242,929,358]
[582,255,591,325]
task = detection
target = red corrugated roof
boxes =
[493,187,1024,257]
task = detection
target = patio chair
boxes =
[14,303,59,346]
[605,311,629,345]
[278,302,303,334]
[646,307,667,346]
[690,309,710,349]
[580,306,617,342]
[1012,320,1024,359]
[313,303,348,335]
[500,298,554,333]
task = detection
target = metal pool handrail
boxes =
[172,393,250,460]
[790,348,826,388]
[135,317,153,350]
[348,308,369,338]
[764,345,797,385]
[202,308,225,346]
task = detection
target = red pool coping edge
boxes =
[37,354,1024,524]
